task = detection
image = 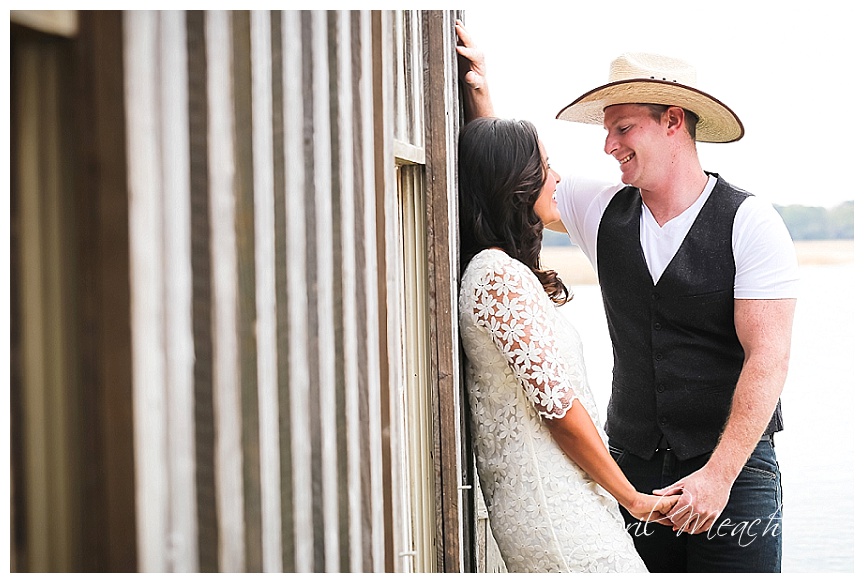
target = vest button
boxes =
[651,292,660,301]
[656,384,665,393]
[654,353,663,361]
[653,322,662,331]
[659,416,668,425]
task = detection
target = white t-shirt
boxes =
[555,174,799,299]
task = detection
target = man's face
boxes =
[602,104,669,189]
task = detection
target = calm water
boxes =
[557,261,856,573]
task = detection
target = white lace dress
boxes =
[459,248,647,573]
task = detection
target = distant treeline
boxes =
[773,200,854,241]
[542,200,854,246]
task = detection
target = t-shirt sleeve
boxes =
[733,196,800,299]
[555,174,623,271]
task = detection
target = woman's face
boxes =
[533,140,561,226]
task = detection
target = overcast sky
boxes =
[462,0,861,208]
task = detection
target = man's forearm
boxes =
[708,298,795,482]
[705,359,788,484]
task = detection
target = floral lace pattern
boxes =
[459,249,646,573]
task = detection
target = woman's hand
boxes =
[455,19,495,119]
[455,20,487,90]
[622,492,680,523]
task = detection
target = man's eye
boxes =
[619,125,631,133]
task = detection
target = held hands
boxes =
[620,465,736,534]
[651,465,735,535]
[623,492,681,524]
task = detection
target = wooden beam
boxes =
[124,11,171,572]
[371,9,409,573]
[124,10,199,572]
[353,10,387,572]
[230,11,264,573]
[309,10,340,571]
[204,10,246,572]
[250,9,283,573]
[11,10,78,37]
[421,9,465,574]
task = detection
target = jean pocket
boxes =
[608,444,627,464]
[741,442,779,481]
[741,463,777,481]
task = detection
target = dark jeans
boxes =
[610,436,782,572]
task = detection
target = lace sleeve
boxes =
[470,263,577,419]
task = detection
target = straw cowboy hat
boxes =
[556,52,744,143]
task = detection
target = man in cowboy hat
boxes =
[456,22,797,573]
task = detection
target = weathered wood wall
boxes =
[121,9,467,572]
[10,8,477,573]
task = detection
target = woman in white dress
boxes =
[458,117,676,572]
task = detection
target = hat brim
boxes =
[556,79,744,143]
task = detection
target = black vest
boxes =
[597,174,782,461]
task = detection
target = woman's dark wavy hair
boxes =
[458,117,570,306]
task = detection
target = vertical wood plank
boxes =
[324,9,350,572]
[298,11,326,571]
[392,13,407,144]
[333,9,363,573]
[371,9,412,573]
[282,9,314,573]
[80,12,138,572]
[10,51,25,569]
[205,10,246,572]
[268,10,297,573]
[249,9,283,573]
[353,10,387,573]
[230,11,264,573]
[407,11,425,146]
[309,10,340,572]
[126,11,202,571]
[159,11,199,572]
[41,43,79,573]
[186,9,220,572]
[123,11,170,572]
[86,11,137,572]
[422,9,465,573]
[12,37,47,574]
